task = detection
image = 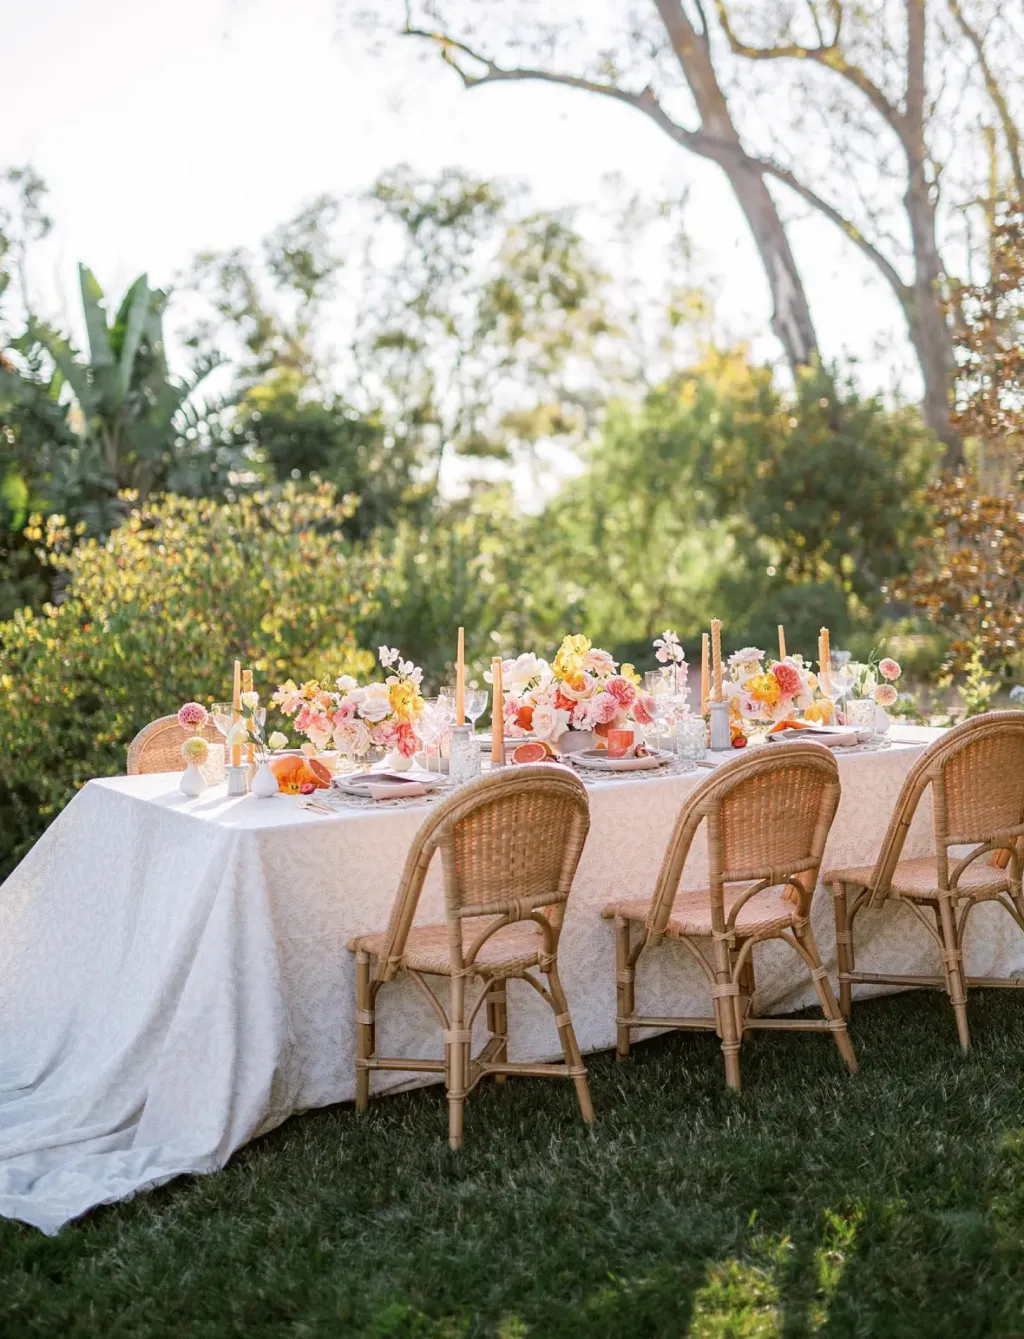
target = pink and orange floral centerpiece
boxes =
[721,648,834,744]
[273,646,425,771]
[492,634,656,754]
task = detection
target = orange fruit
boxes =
[511,741,554,765]
[270,754,332,794]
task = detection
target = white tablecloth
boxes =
[4,727,1023,1233]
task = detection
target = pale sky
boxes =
[1,0,917,399]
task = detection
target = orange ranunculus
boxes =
[516,703,534,731]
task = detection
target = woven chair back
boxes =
[372,765,590,982]
[863,711,1024,902]
[648,743,840,938]
[127,714,222,775]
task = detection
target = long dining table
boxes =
[4,725,1020,1234]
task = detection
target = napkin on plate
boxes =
[769,724,864,748]
[365,780,429,800]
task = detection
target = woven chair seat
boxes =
[605,884,798,938]
[351,916,548,978]
[826,855,1011,901]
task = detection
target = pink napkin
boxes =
[365,780,429,801]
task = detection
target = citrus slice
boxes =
[306,757,332,788]
[512,741,553,765]
[768,718,809,735]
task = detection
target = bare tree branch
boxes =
[402,24,711,153]
[714,0,904,135]
[752,156,911,301]
[948,0,1024,204]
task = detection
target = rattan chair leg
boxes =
[355,951,373,1112]
[935,898,970,1051]
[614,916,634,1062]
[488,983,509,1086]
[546,963,595,1125]
[447,976,469,1149]
[794,922,858,1073]
[712,937,742,1091]
[832,882,853,1018]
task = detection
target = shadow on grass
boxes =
[5,991,1024,1337]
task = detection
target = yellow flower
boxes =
[389,680,416,719]
[553,633,591,681]
[804,700,834,724]
[745,672,781,707]
[620,663,641,685]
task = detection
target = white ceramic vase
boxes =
[250,761,280,798]
[179,763,206,797]
[386,750,414,772]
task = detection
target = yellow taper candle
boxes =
[455,626,465,726]
[701,633,709,715]
[491,658,505,765]
[778,624,786,661]
[231,659,242,768]
[710,619,723,700]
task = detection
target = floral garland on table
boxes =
[493,634,656,748]
[272,646,425,759]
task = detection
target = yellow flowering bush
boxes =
[0,486,376,875]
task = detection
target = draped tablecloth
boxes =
[4,726,1023,1233]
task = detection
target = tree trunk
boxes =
[903,0,960,469]
[652,0,820,372]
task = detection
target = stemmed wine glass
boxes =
[465,688,488,735]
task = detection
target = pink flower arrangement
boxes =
[177,702,208,730]
[771,662,803,699]
[879,658,902,682]
[874,683,898,707]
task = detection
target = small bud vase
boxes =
[179,763,206,797]
[250,761,280,798]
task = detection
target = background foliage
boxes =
[0,157,1018,878]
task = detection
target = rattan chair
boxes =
[126,714,221,775]
[347,764,594,1149]
[826,710,1024,1050]
[602,743,855,1091]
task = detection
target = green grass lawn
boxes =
[5,989,1024,1338]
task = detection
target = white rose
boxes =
[532,703,571,742]
[268,731,289,751]
[582,648,616,677]
[334,718,371,756]
[240,691,259,710]
[335,674,358,692]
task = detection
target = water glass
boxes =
[449,724,482,785]
[672,716,707,765]
[845,698,876,738]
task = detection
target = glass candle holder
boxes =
[449,724,482,786]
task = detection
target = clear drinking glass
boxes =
[845,698,876,738]
[645,670,668,697]
[210,702,235,738]
[465,688,488,732]
[449,724,482,785]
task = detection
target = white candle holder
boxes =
[708,700,732,751]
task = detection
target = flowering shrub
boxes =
[0,486,375,876]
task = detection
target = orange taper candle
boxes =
[491,658,505,765]
[778,624,786,661]
[455,626,465,726]
[231,659,242,768]
[710,619,723,700]
[701,633,709,715]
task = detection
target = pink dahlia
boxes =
[591,691,621,725]
[873,683,898,707]
[632,693,656,726]
[771,662,803,698]
[177,702,208,730]
[879,658,901,682]
[605,675,638,708]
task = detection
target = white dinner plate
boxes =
[567,749,673,773]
